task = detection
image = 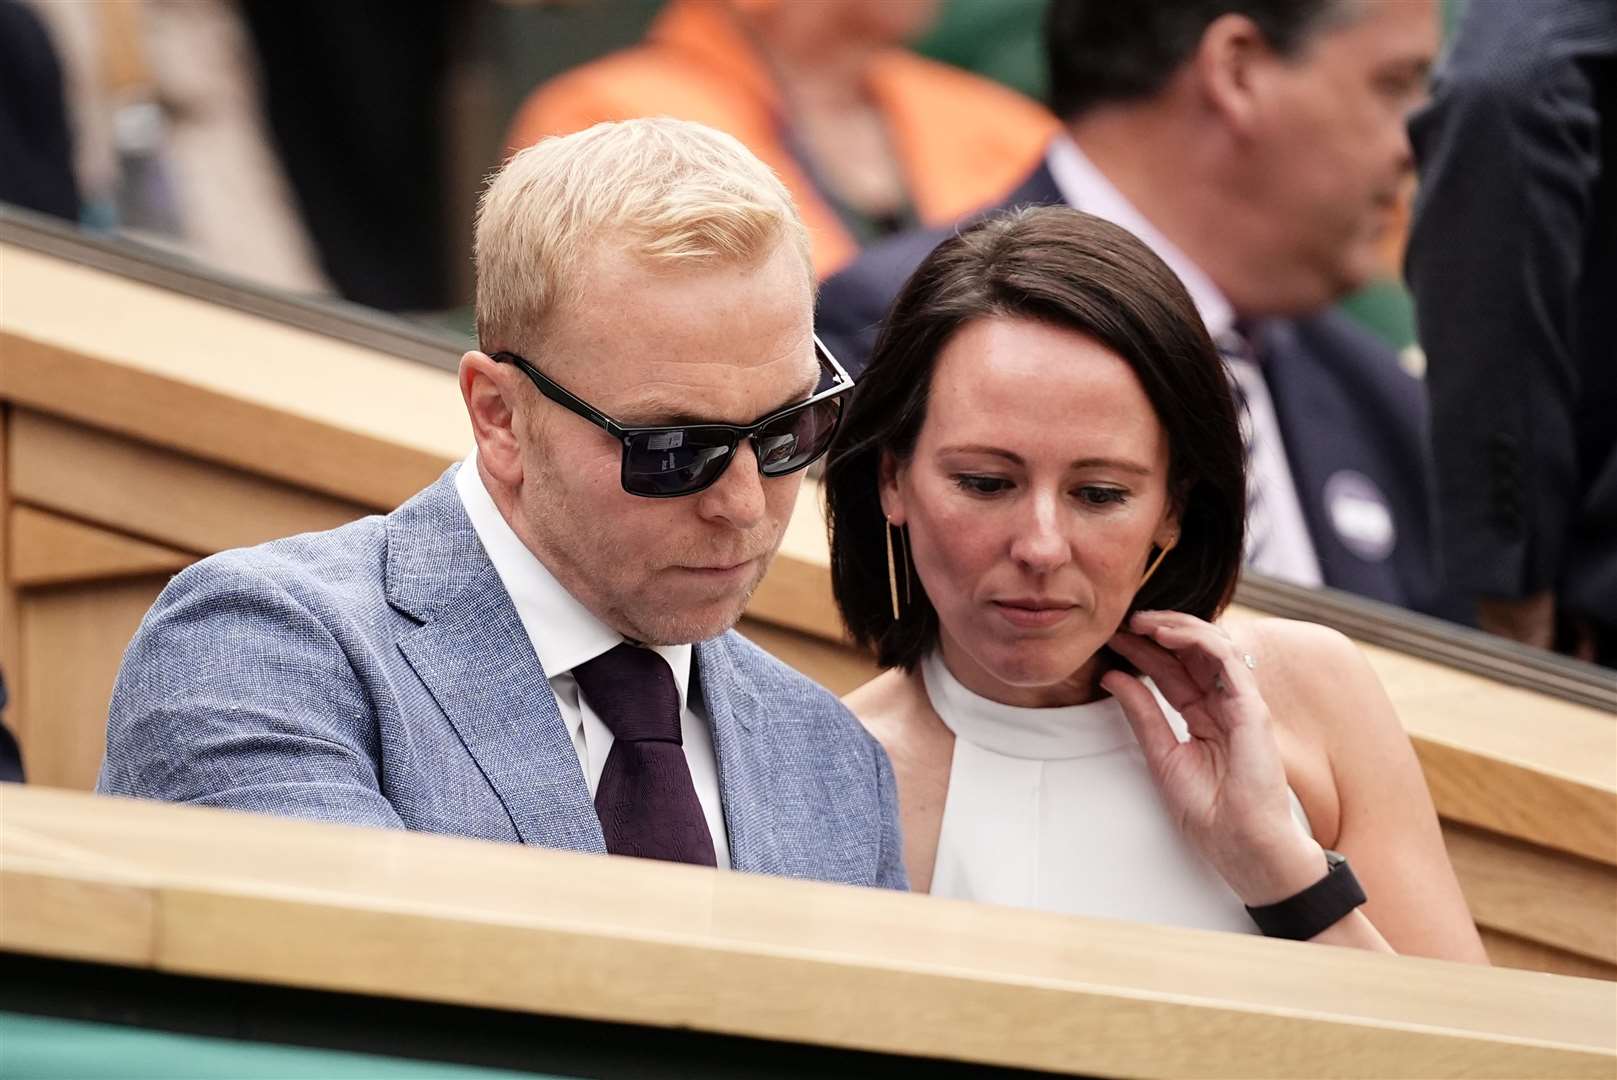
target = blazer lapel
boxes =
[386,470,605,854]
[696,637,783,876]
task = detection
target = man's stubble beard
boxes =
[628,528,783,646]
[521,442,786,647]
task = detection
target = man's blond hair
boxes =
[475,117,812,354]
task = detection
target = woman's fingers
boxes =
[1107,630,1200,701]
[1129,611,1260,702]
[1100,669,1181,775]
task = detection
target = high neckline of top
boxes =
[921,651,1139,761]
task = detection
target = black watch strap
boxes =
[1245,849,1367,941]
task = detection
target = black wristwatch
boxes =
[1245,849,1367,941]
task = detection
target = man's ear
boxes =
[877,449,907,525]
[1190,13,1277,139]
[460,350,525,487]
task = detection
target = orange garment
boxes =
[507,0,1059,279]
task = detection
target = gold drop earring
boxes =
[885,519,912,621]
[1139,535,1177,589]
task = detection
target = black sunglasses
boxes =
[490,336,853,498]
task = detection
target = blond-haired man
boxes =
[101,119,905,888]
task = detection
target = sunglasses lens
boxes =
[622,428,737,496]
[754,396,844,476]
[619,394,845,496]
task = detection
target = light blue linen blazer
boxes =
[99,468,907,890]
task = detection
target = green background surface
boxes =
[0,1012,561,1080]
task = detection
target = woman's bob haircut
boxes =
[824,205,1246,671]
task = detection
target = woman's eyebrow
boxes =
[937,445,1151,475]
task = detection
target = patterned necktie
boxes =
[571,643,717,867]
[1216,326,1272,568]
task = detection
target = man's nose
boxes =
[1008,494,1070,572]
[695,440,768,530]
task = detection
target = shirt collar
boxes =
[453,452,693,707]
[1044,134,1236,341]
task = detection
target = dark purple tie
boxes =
[571,643,717,867]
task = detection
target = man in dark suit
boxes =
[819,0,1452,617]
[1406,0,1617,665]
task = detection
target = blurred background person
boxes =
[506,0,1059,279]
[18,0,464,308]
[18,0,329,292]
[819,0,1452,620]
[1405,0,1617,667]
[0,0,80,222]
[238,0,465,310]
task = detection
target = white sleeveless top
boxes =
[923,651,1313,934]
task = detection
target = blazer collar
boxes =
[384,470,782,870]
[387,468,606,854]
[384,466,491,623]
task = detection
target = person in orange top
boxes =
[507,0,1059,279]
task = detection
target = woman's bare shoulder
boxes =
[1223,612,1354,655]
[843,666,946,760]
[1225,615,1388,742]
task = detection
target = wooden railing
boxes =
[3,784,1613,1078]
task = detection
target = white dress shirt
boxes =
[1045,136,1323,587]
[454,453,731,867]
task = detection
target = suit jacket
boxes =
[817,165,1451,618]
[1407,0,1617,631]
[100,468,907,889]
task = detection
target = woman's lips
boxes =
[991,600,1077,629]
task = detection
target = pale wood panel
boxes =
[1482,927,1617,983]
[15,576,172,790]
[1354,641,1613,788]
[3,786,1613,1079]
[0,859,157,968]
[737,617,878,697]
[1416,735,1616,868]
[10,410,372,556]
[1,405,17,700]
[1445,823,1617,967]
[10,505,193,587]
[4,333,452,514]
[0,241,468,509]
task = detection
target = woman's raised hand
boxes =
[1102,610,1328,907]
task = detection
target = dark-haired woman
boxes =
[825,206,1486,960]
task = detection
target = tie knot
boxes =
[572,643,682,744]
